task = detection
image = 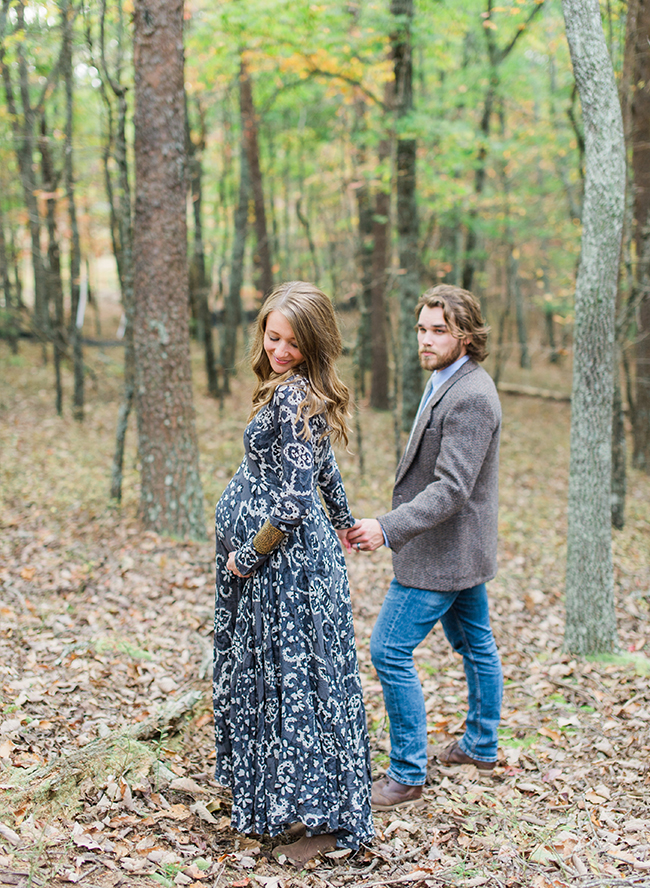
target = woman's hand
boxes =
[336,522,360,553]
[226,551,252,578]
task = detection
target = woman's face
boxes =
[263,310,305,374]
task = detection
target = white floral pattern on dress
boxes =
[213,378,374,849]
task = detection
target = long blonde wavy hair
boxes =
[248,281,350,445]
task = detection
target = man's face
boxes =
[417,305,468,372]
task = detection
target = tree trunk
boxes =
[187,96,219,398]
[354,101,374,396]
[561,0,625,655]
[296,195,320,283]
[39,114,65,416]
[222,139,248,394]
[133,0,206,539]
[370,136,391,411]
[239,56,273,300]
[0,0,48,348]
[631,0,650,472]
[611,352,627,530]
[63,0,84,421]
[355,177,373,397]
[0,198,18,354]
[391,0,421,431]
[94,0,136,501]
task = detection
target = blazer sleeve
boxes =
[378,390,499,553]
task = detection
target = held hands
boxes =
[226,551,252,578]
[346,518,384,552]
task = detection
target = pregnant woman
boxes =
[213,281,374,864]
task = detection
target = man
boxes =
[348,284,503,811]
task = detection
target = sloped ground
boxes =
[1,343,649,888]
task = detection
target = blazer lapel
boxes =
[395,360,477,484]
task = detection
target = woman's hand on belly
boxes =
[226,551,252,578]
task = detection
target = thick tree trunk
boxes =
[133,0,205,539]
[391,0,421,431]
[561,0,625,654]
[239,57,273,300]
[63,0,84,421]
[631,0,650,472]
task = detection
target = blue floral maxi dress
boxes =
[213,379,374,849]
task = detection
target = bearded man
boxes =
[348,284,503,810]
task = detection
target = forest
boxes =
[1,0,650,886]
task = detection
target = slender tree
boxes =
[391,0,421,431]
[239,56,273,299]
[0,196,18,353]
[630,0,650,472]
[89,0,136,501]
[222,139,248,393]
[133,0,205,539]
[561,0,626,654]
[0,0,57,350]
[62,0,84,420]
[186,95,219,397]
[39,114,65,416]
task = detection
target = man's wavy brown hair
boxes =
[416,284,490,362]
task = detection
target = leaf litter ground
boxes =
[1,343,649,888]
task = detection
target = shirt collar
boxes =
[429,353,470,393]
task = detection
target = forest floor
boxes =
[1,338,650,888]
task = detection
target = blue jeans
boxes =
[370,578,502,785]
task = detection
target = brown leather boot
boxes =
[438,740,496,771]
[371,775,424,811]
[273,833,337,865]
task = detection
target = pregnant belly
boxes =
[215,480,270,550]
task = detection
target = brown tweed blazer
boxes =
[378,359,501,592]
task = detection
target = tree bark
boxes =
[391,0,421,432]
[39,113,65,417]
[0,198,17,353]
[561,0,625,655]
[63,0,84,421]
[187,96,219,398]
[221,139,248,393]
[239,56,273,300]
[92,0,137,501]
[0,0,49,347]
[370,135,391,411]
[133,0,206,539]
[611,352,627,530]
[631,0,650,472]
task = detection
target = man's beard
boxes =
[419,338,465,372]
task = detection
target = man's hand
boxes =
[347,518,385,552]
[336,522,361,553]
[226,551,252,578]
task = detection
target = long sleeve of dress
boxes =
[234,384,319,575]
[318,440,354,530]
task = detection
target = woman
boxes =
[213,281,374,864]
